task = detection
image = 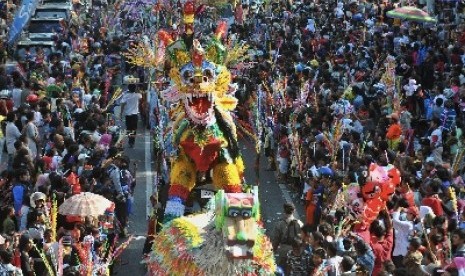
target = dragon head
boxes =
[215,188,260,259]
[158,9,236,126]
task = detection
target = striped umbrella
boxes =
[58,192,113,217]
[386,6,437,23]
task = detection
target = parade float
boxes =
[132,1,276,275]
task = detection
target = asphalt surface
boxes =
[114,123,305,274]
[113,122,152,275]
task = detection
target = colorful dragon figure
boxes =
[159,0,246,219]
[144,1,276,274]
[146,188,276,275]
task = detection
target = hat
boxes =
[26,94,39,104]
[319,167,334,177]
[406,206,419,218]
[30,192,46,208]
[386,113,399,121]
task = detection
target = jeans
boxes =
[15,205,29,231]
[7,154,13,171]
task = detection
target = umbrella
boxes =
[58,192,113,217]
[386,6,437,23]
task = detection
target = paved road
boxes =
[113,123,152,275]
[114,125,305,274]
[240,140,304,233]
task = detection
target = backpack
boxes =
[282,219,300,245]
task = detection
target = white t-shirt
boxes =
[392,211,414,257]
[121,92,142,116]
[12,88,23,110]
[5,122,21,154]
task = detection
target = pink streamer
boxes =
[58,238,64,276]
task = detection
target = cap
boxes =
[26,94,39,103]
[406,206,419,218]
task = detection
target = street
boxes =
[114,123,304,274]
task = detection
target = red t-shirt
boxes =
[422,195,444,216]
[371,229,394,276]
[42,156,53,170]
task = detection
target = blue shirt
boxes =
[357,248,375,275]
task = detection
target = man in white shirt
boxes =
[5,112,21,169]
[392,206,417,268]
[120,83,142,148]
[429,118,443,165]
[11,79,23,111]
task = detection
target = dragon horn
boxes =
[158,30,173,46]
[215,21,228,40]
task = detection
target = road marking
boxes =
[278,184,301,221]
[145,130,153,218]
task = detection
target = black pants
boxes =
[392,255,405,269]
[125,114,138,146]
[115,199,128,230]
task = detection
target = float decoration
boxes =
[146,1,276,274]
[146,188,276,275]
[158,0,246,220]
[333,163,402,227]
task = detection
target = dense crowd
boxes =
[2,0,465,274]
[227,0,465,275]
[0,0,147,274]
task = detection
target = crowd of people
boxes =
[228,0,465,275]
[0,0,148,274]
[1,0,465,273]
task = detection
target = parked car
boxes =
[27,18,64,41]
[41,0,72,5]
[14,40,56,62]
[0,61,27,81]
[33,3,72,20]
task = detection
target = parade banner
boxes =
[8,0,39,46]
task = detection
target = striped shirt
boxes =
[441,108,457,131]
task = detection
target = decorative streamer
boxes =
[32,243,55,276]
[50,193,57,242]
[58,238,64,276]
[110,236,135,264]
[106,87,123,108]
[452,147,465,174]
[450,186,458,218]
